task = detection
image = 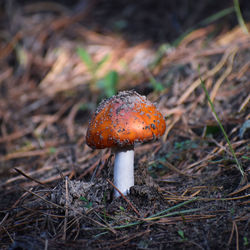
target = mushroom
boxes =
[86,90,166,197]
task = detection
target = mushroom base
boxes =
[114,148,134,197]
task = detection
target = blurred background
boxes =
[1,0,250,185]
[0,0,250,191]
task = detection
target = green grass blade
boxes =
[147,198,198,218]
[234,0,249,34]
[144,208,202,221]
[199,77,245,178]
[200,7,234,26]
[113,207,202,229]
[77,47,94,72]
[96,54,110,71]
[109,198,198,230]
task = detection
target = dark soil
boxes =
[0,1,249,249]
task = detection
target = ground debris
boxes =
[50,178,111,216]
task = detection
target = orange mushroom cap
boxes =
[86,90,166,149]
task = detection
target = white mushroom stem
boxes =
[114,148,134,197]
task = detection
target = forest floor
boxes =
[0,1,249,249]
